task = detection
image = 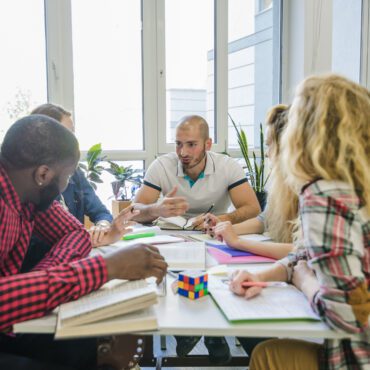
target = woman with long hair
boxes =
[205,104,298,259]
[231,74,370,370]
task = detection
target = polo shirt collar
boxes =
[176,151,215,177]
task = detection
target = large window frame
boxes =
[43,0,282,168]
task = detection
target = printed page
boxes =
[209,278,319,322]
[156,242,206,270]
[59,279,156,324]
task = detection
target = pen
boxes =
[122,231,156,240]
[167,270,179,279]
[204,203,215,215]
[241,281,289,288]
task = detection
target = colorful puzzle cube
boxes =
[177,271,208,300]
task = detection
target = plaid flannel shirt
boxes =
[0,163,108,332]
[279,180,370,370]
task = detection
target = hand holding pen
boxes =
[191,203,215,230]
[228,269,265,300]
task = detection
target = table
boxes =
[14,231,352,368]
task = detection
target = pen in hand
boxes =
[241,281,288,288]
[204,203,215,216]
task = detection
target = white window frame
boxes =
[361,0,370,88]
[156,0,227,154]
[43,0,282,169]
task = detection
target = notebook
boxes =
[207,245,276,264]
[154,216,197,230]
[209,277,320,323]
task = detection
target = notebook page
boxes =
[209,278,319,322]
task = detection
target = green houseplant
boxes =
[105,161,143,216]
[229,114,268,209]
[79,143,106,190]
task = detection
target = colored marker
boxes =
[122,232,156,240]
[241,281,288,288]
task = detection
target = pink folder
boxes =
[207,246,276,264]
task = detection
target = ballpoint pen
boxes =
[241,281,288,288]
[204,203,215,215]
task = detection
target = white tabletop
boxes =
[14,232,351,340]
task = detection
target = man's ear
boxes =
[33,165,55,187]
[205,138,212,151]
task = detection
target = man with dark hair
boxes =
[0,115,167,370]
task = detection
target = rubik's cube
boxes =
[177,271,208,300]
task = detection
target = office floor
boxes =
[141,335,248,370]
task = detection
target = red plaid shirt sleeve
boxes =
[0,164,108,332]
[32,201,92,269]
[0,255,107,331]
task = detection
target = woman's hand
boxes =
[213,221,240,246]
[292,260,320,301]
[229,269,263,299]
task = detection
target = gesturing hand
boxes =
[156,186,189,218]
[104,243,168,283]
[90,205,140,247]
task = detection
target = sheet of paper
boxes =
[209,277,319,322]
[156,242,206,270]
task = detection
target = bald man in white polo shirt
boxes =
[134,115,260,229]
[134,115,260,363]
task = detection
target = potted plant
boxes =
[229,115,268,209]
[105,161,143,216]
[79,143,106,190]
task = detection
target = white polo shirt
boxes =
[143,152,248,217]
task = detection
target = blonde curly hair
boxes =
[264,104,299,243]
[282,74,370,214]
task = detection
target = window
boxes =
[228,0,280,150]
[332,0,362,82]
[163,0,215,144]
[71,0,143,151]
[0,0,47,142]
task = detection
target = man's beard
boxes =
[182,150,206,170]
[36,177,60,212]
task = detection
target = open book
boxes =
[56,307,157,339]
[156,242,206,270]
[55,279,158,338]
[154,216,197,230]
[209,277,320,323]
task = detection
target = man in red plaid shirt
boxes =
[0,115,167,370]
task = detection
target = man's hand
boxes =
[229,269,263,299]
[155,186,189,218]
[89,205,140,247]
[204,213,220,235]
[104,243,168,283]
